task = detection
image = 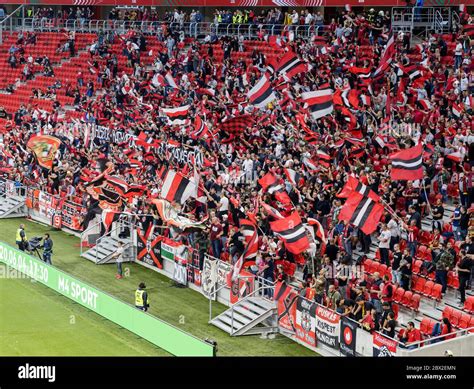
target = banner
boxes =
[38,191,60,221]
[157,141,204,168]
[373,332,398,357]
[173,244,188,286]
[201,257,218,299]
[92,125,135,146]
[295,296,317,348]
[136,228,163,269]
[27,135,61,170]
[315,305,341,349]
[60,200,85,231]
[275,282,298,334]
[0,241,213,357]
[230,270,254,305]
[186,248,201,286]
[340,317,358,356]
[217,261,232,287]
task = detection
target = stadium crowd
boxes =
[0,6,473,343]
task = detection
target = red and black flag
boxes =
[261,201,285,220]
[247,75,276,109]
[161,105,190,125]
[284,168,303,187]
[372,32,395,78]
[136,226,163,269]
[306,217,327,254]
[462,24,474,36]
[338,193,384,235]
[270,212,310,255]
[221,115,254,135]
[258,172,284,194]
[191,115,210,140]
[389,143,423,181]
[160,170,197,204]
[232,219,258,279]
[337,175,380,202]
[276,51,308,79]
[301,89,334,120]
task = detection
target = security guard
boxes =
[16,224,27,251]
[135,282,150,312]
[41,233,53,265]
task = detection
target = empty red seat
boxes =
[378,264,388,277]
[422,280,434,297]
[364,259,374,274]
[410,293,421,311]
[412,276,426,293]
[412,260,422,274]
[464,296,474,314]
[448,271,459,289]
[443,306,454,320]
[371,261,380,274]
[450,309,462,327]
[393,287,405,303]
[402,291,413,307]
[430,284,442,301]
[458,313,471,329]
[420,317,435,335]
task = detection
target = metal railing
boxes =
[79,219,101,256]
[1,17,326,41]
[0,5,24,44]
[394,326,474,351]
[0,178,26,198]
[391,6,452,32]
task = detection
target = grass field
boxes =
[0,218,316,356]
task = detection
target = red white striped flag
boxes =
[160,170,197,204]
[276,51,308,79]
[301,89,334,120]
[270,212,310,255]
[258,172,283,194]
[261,202,285,220]
[247,75,276,109]
[162,105,190,125]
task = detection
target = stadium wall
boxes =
[0,241,215,357]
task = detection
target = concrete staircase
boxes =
[210,296,277,336]
[81,235,133,264]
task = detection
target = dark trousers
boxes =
[16,241,25,251]
[380,248,390,266]
[459,274,469,303]
[435,270,448,293]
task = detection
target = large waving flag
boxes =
[247,75,276,109]
[389,143,423,181]
[372,32,395,78]
[258,172,284,194]
[232,219,258,279]
[191,115,210,140]
[221,115,254,135]
[270,212,310,255]
[161,170,197,205]
[152,199,207,231]
[338,193,384,235]
[301,89,334,120]
[162,105,190,125]
[27,135,61,170]
[337,175,380,202]
[276,51,308,79]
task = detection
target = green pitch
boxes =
[0,218,316,356]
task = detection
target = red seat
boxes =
[420,317,435,335]
[410,293,421,311]
[458,313,471,329]
[412,260,422,274]
[393,287,405,303]
[448,271,460,289]
[412,276,426,293]
[443,306,454,320]
[402,291,413,307]
[430,284,442,301]
[364,259,374,274]
[371,261,380,274]
[464,296,474,314]
[450,309,462,327]
[469,317,474,332]
[378,264,388,277]
[422,280,434,297]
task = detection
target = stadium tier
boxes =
[0,2,473,362]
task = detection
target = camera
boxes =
[28,236,43,251]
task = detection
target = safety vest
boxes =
[232,15,237,24]
[16,228,26,242]
[217,14,222,23]
[236,14,242,24]
[135,289,147,307]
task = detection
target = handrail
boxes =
[94,218,132,263]
[396,326,474,350]
[0,5,24,44]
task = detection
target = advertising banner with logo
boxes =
[295,296,317,348]
[340,317,358,356]
[373,332,398,356]
[315,305,341,349]
[0,241,214,357]
[275,282,298,334]
[60,200,85,231]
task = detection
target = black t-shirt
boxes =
[458,257,473,277]
[383,319,397,338]
[392,251,403,271]
[432,205,444,220]
[460,213,469,230]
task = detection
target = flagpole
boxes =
[422,168,433,217]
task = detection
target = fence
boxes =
[2,17,326,40]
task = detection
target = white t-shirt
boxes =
[291,13,299,24]
[219,196,229,212]
[116,246,124,263]
[378,230,391,249]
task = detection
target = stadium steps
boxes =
[210,296,277,336]
[0,195,27,218]
[81,235,133,264]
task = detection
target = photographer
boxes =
[41,233,53,265]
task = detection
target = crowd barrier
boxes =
[0,241,215,356]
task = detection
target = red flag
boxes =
[338,193,384,235]
[389,143,423,181]
[270,212,310,255]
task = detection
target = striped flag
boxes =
[372,32,395,78]
[337,175,380,202]
[160,170,197,204]
[338,193,384,235]
[301,89,334,120]
[232,219,258,279]
[270,212,310,255]
[418,99,432,110]
[191,115,210,140]
[258,172,283,194]
[162,105,190,125]
[284,168,303,187]
[276,51,308,79]
[261,202,285,220]
[389,143,423,181]
[247,75,276,109]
